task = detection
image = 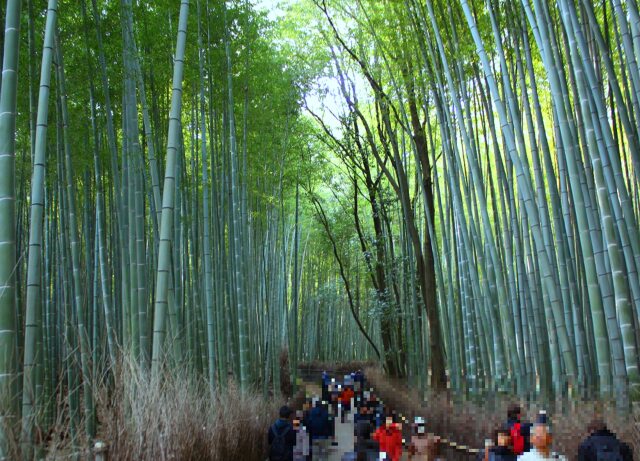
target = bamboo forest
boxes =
[0,0,640,459]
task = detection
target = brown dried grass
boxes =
[44,354,305,460]
[364,366,640,460]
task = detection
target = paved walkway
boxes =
[304,383,409,461]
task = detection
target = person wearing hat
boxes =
[518,411,567,461]
[408,416,441,460]
[268,405,297,461]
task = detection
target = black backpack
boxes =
[595,441,623,461]
[269,423,292,461]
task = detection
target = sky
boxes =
[251,0,353,132]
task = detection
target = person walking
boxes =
[307,400,331,461]
[373,415,403,461]
[485,426,516,461]
[341,386,355,423]
[408,417,441,461]
[322,371,331,403]
[578,418,633,461]
[268,405,297,461]
[293,416,310,461]
[506,403,532,455]
[518,412,567,461]
[354,406,379,460]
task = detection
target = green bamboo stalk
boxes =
[0,0,22,456]
[151,0,190,376]
[21,2,57,455]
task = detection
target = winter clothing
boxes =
[373,424,403,461]
[268,418,296,461]
[293,426,310,461]
[410,434,441,461]
[518,448,567,461]
[506,417,532,453]
[578,428,633,461]
[307,405,331,439]
[487,445,517,461]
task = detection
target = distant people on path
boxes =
[518,412,567,461]
[354,406,380,460]
[340,385,355,423]
[482,426,517,461]
[306,400,331,461]
[268,405,297,461]
[506,403,532,455]
[365,392,384,428]
[354,369,365,406]
[322,371,331,403]
[293,414,310,461]
[408,416,442,461]
[373,414,403,461]
[578,418,633,461]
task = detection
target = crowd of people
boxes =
[267,373,635,461]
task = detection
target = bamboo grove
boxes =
[0,0,342,457]
[305,0,640,405]
[1,0,640,458]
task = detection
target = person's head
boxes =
[494,427,511,447]
[415,417,426,436]
[293,418,301,430]
[531,412,552,453]
[385,416,394,428]
[507,403,522,422]
[279,405,292,420]
[360,405,368,415]
[587,418,607,434]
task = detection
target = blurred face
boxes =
[497,432,510,447]
[385,417,393,428]
[532,424,551,451]
[293,419,300,430]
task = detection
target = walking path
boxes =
[304,382,410,461]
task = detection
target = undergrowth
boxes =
[365,367,640,460]
[44,355,302,460]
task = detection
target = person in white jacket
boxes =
[518,412,567,461]
[293,417,310,461]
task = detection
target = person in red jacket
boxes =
[373,415,403,461]
[340,386,355,423]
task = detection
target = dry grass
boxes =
[44,355,304,461]
[364,367,640,460]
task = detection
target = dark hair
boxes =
[279,405,292,418]
[507,403,521,421]
[587,418,607,433]
[494,426,511,445]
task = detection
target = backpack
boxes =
[269,423,292,461]
[308,407,328,437]
[594,441,623,461]
[510,422,525,455]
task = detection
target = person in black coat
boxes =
[505,403,532,454]
[578,419,633,461]
[487,427,517,461]
[268,406,297,461]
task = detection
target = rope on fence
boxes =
[437,437,481,454]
